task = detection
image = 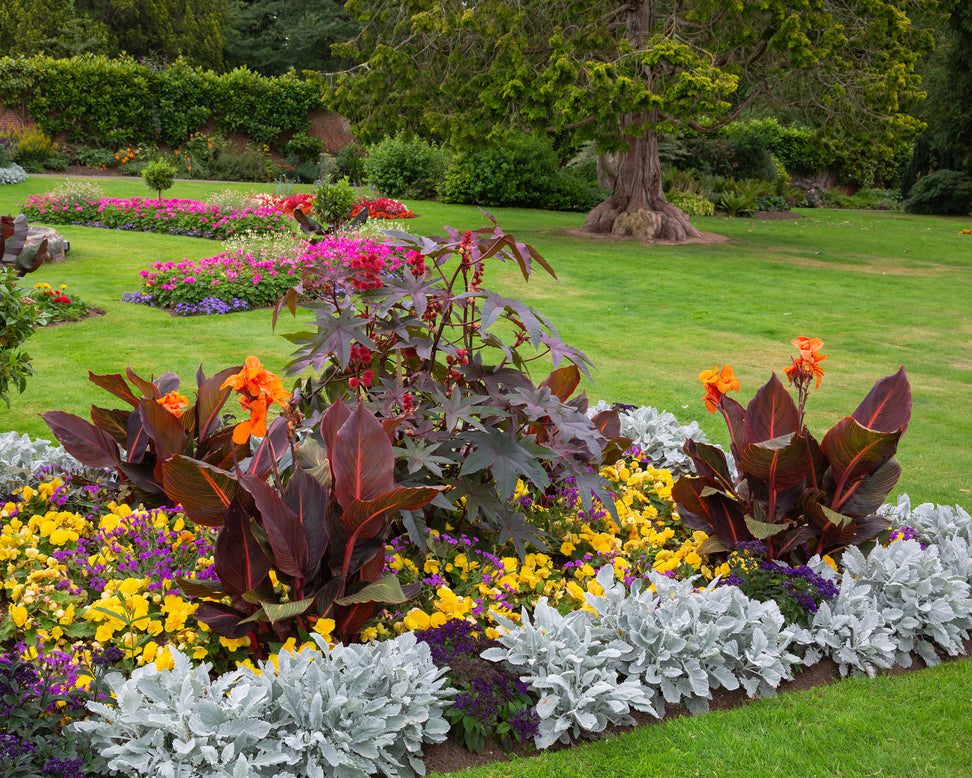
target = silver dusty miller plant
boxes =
[72,634,454,778]
[482,599,654,749]
[587,565,802,715]
[839,539,972,667]
[0,431,88,493]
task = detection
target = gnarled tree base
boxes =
[582,199,704,244]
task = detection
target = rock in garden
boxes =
[26,226,70,264]
[611,209,662,242]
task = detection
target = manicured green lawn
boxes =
[2,174,968,510]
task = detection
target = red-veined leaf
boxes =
[283,467,329,570]
[244,416,290,478]
[821,417,902,513]
[320,398,351,457]
[41,411,121,469]
[737,433,809,492]
[125,366,161,400]
[87,371,138,407]
[851,367,911,434]
[193,602,254,639]
[195,365,240,441]
[89,405,129,446]
[332,403,395,509]
[539,364,580,402]
[139,397,188,463]
[162,456,239,526]
[744,374,799,445]
[672,476,749,549]
[215,499,272,596]
[240,474,309,578]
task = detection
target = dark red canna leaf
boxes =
[240,474,309,578]
[87,371,139,407]
[162,456,239,526]
[539,364,581,402]
[332,403,395,509]
[320,398,352,458]
[195,365,240,441]
[672,476,750,549]
[42,411,121,469]
[744,374,799,446]
[125,366,162,401]
[737,433,809,493]
[851,367,911,434]
[821,417,902,513]
[89,406,129,447]
[139,397,188,463]
[245,416,290,477]
[193,602,254,639]
[283,467,330,570]
[215,499,272,596]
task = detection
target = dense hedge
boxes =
[0,54,326,149]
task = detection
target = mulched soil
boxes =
[420,638,972,775]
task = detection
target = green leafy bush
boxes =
[904,169,972,215]
[313,176,357,225]
[141,158,177,201]
[667,191,715,217]
[364,133,445,199]
[9,127,61,173]
[336,142,366,184]
[0,266,43,407]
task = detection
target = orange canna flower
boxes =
[222,356,291,444]
[784,337,826,389]
[222,356,291,405]
[157,391,190,417]
[231,396,268,444]
[699,365,740,412]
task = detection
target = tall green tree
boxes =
[223,0,359,75]
[916,1,972,176]
[332,0,948,241]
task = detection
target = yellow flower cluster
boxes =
[1,480,227,675]
[379,457,727,639]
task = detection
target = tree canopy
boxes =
[0,0,226,70]
[223,0,360,76]
[331,0,951,240]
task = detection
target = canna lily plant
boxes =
[672,338,911,562]
[173,392,443,650]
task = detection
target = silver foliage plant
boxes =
[0,163,27,185]
[838,539,972,667]
[884,494,972,584]
[481,597,655,750]
[0,431,88,493]
[588,566,802,715]
[483,565,802,748]
[588,401,711,477]
[72,633,454,778]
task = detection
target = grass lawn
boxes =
[1,174,971,777]
[2,175,969,510]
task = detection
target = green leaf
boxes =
[260,597,315,624]
[744,516,787,539]
[334,573,414,605]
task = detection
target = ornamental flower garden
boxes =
[3,183,971,777]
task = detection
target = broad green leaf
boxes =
[334,573,413,605]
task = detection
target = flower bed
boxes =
[122,234,412,315]
[254,192,417,220]
[26,282,97,324]
[20,194,290,241]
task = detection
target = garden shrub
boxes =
[0,163,26,185]
[0,266,43,407]
[440,135,560,208]
[8,127,61,173]
[904,169,972,215]
[0,55,324,151]
[667,190,715,217]
[336,142,366,185]
[313,175,357,225]
[543,165,605,212]
[364,133,445,200]
[141,158,177,201]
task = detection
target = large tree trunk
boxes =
[582,129,703,243]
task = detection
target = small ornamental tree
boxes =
[141,158,176,202]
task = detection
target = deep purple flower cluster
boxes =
[121,290,155,305]
[890,525,926,548]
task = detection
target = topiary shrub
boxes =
[364,133,445,199]
[904,169,972,215]
[141,158,176,201]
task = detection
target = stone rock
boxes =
[611,209,662,242]
[26,226,70,264]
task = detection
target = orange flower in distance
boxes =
[156,391,190,417]
[784,337,827,389]
[699,365,740,412]
[221,356,291,444]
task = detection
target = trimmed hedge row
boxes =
[0,54,326,149]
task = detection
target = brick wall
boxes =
[0,104,36,135]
